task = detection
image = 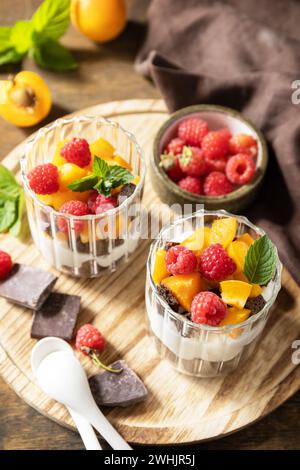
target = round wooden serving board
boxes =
[0,99,300,445]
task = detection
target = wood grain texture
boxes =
[0,99,300,445]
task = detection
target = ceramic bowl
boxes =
[151,105,268,213]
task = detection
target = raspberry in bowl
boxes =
[146,210,282,377]
[21,116,145,277]
[152,105,267,212]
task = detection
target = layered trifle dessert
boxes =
[21,116,145,277]
[146,211,282,377]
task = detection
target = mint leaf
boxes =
[10,21,33,53]
[9,191,25,237]
[0,48,24,66]
[108,165,134,186]
[0,199,17,232]
[244,235,277,285]
[93,156,109,177]
[32,39,77,71]
[0,26,12,53]
[0,164,20,200]
[32,0,71,41]
[68,175,98,192]
[93,179,113,197]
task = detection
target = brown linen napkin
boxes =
[135,0,300,284]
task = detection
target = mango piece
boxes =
[181,226,211,255]
[227,240,249,272]
[210,217,237,248]
[51,190,90,210]
[161,272,203,312]
[37,194,54,206]
[152,249,169,285]
[238,232,254,247]
[219,306,251,326]
[220,280,252,309]
[90,137,115,159]
[249,284,262,297]
[58,163,88,191]
[52,140,68,167]
[113,154,132,171]
[132,175,140,185]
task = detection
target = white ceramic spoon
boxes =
[31,337,102,450]
[31,338,132,450]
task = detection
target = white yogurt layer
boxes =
[29,217,140,272]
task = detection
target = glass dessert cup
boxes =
[21,116,145,278]
[146,210,282,378]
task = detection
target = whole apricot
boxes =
[0,71,51,127]
[71,0,127,43]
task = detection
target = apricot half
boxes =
[0,71,51,127]
[71,0,127,43]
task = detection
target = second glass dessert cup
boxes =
[146,210,282,378]
[21,116,145,277]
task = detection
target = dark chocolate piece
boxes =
[0,264,57,310]
[157,284,186,314]
[31,292,80,340]
[89,360,148,407]
[164,241,179,251]
[245,295,266,315]
[117,183,136,205]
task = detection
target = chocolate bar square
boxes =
[31,293,81,340]
[0,264,57,310]
[89,360,148,408]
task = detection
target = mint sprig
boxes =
[68,156,134,197]
[0,164,25,237]
[244,235,277,285]
[0,0,77,71]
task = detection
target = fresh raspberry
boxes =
[178,176,203,195]
[205,157,227,173]
[28,163,59,195]
[165,245,197,275]
[0,250,13,280]
[203,171,233,196]
[229,134,258,159]
[198,243,236,281]
[178,117,208,146]
[202,129,230,160]
[179,146,207,177]
[191,292,227,326]
[75,324,105,355]
[160,153,185,182]
[166,137,185,155]
[88,192,117,214]
[226,153,256,185]
[95,202,116,215]
[60,138,91,168]
[57,200,89,234]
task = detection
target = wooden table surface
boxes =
[0,0,300,450]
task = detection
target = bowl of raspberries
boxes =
[152,105,268,212]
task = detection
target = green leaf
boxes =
[0,48,24,66]
[10,21,33,53]
[0,199,17,232]
[93,179,113,197]
[32,39,77,71]
[108,165,134,186]
[244,235,277,285]
[9,191,25,237]
[93,156,109,177]
[0,26,12,53]
[68,174,99,192]
[0,164,20,200]
[32,0,71,41]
